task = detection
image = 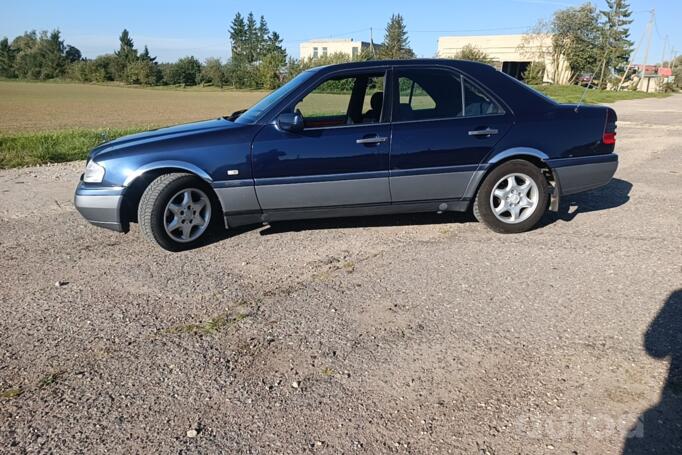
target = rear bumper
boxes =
[548,154,618,196]
[74,183,126,232]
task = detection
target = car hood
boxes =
[89,118,244,160]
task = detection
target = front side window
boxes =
[293,72,385,128]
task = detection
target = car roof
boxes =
[311,58,492,73]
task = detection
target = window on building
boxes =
[312,47,319,59]
[352,47,359,59]
[322,47,328,57]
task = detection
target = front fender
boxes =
[121,160,213,187]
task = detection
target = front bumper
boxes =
[74,182,126,232]
[548,154,618,196]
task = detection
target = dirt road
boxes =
[1,96,681,453]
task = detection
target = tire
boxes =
[473,160,549,234]
[138,173,219,251]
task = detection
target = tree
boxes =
[139,45,156,63]
[0,37,17,77]
[165,56,202,85]
[258,51,285,89]
[65,45,82,63]
[597,0,633,86]
[244,12,259,63]
[265,31,286,61]
[12,31,42,79]
[202,57,226,87]
[40,30,67,79]
[228,11,288,88]
[379,14,415,60]
[551,4,601,82]
[125,59,159,85]
[522,62,546,85]
[453,44,493,64]
[229,12,247,64]
[115,29,138,64]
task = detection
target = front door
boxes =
[252,71,391,211]
[389,67,513,202]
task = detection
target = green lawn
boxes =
[532,84,669,104]
[0,128,146,169]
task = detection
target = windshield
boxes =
[235,70,316,124]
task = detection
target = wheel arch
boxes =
[467,148,560,211]
[120,163,222,226]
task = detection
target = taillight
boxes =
[603,108,617,145]
[603,132,616,144]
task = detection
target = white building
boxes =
[299,39,372,60]
[437,34,571,84]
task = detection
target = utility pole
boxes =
[641,9,655,92]
[660,35,668,67]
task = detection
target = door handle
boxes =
[468,128,499,137]
[356,136,388,145]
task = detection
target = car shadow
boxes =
[546,177,632,224]
[622,289,682,454]
[259,211,476,235]
[194,177,632,247]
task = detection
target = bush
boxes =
[124,59,160,85]
[201,58,226,87]
[162,56,202,86]
[522,62,546,85]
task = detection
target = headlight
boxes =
[83,160,105,183]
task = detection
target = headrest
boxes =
[370,91,383,111]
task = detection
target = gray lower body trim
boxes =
[74,185,125,232]
[226,199,470,227]
[255,178,390,210]
[214,186,261,212]
[390,171,476,202]
[553,160,618,196]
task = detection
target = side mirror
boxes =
[276,112,304,133]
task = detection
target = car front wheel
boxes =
[473,160,549,234]
[138,173,217,251]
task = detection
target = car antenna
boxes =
[575,74,594,113]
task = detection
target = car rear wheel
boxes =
[138,173,217,251]
[473,160,548,234]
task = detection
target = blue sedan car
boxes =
[75,59,618,251]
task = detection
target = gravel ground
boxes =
[1,95,681,454]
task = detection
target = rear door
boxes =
[252,70,391,210]
[389,67,513,202]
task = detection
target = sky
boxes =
[1,0,679,64]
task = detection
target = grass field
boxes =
[532,84,669,104]
[0,79,671,169]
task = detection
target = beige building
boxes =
[437,34,571,84]
[299,38,372,60]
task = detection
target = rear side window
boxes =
[395,69,462,122]
[463,79,504,116]
[394,68,503,122]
